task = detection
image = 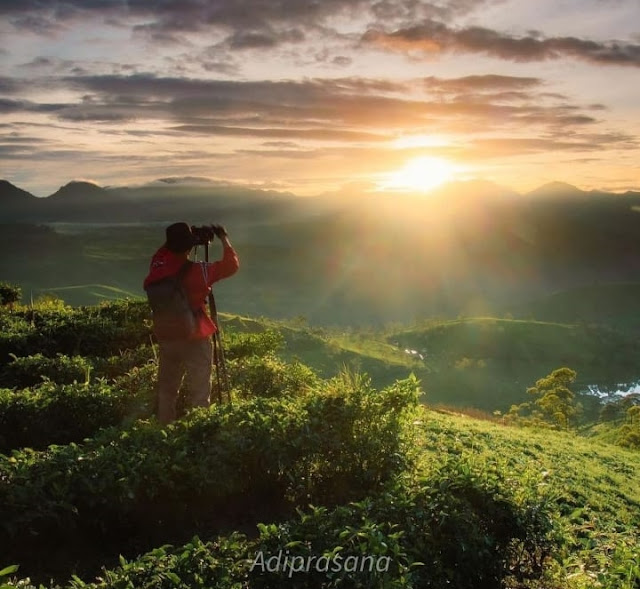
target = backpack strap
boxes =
[178,260,207,320]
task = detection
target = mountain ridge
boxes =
[1,177,634,203]
[0,178,640,230]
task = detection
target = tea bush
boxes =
[0,353,93,389]
[228,353,319,399]
[224,329,285,360]
[0,302,151,366]
[0,376,419,577]
[289,372,420,505]
[0,353,325,454]
[0,282,21,306]
[0,380,138,453]
[0,457,558,589]
[251,459,557,589]
[92,345,156,380]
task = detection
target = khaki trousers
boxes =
[157,337,212,424]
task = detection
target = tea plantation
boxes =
[0,299,638,588]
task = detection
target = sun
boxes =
[379,156,457,193]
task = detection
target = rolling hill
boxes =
[0,298,637,589]
[220,314,640,413]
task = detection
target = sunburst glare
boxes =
[378,156,460,193]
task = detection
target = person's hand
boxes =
[213,224,228,238]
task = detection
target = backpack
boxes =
[145,261,198,341]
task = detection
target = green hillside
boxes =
[255,315,640,412]
[517,283,640,332]
[416,410,640,588]
[386,317,640,410]
[0,298,638,588]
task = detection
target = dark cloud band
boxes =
[363,19,640,67]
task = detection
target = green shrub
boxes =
[0,282,21,306]
[252,459,557,589]
[224,330,285,360]
[90,299,150,324]
[1,457,558,589]
[0,379,141,453]
[92,345,156,380]
[288,372,420,505]
[0,302,152,366]
[0,311,33,365]
[0,353,93,389]
[0,377,419,579]
[229,354,318,399]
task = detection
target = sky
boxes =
[1,0,639,197]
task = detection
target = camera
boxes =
[191,224,225,246]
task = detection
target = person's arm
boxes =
[205,230,239,286]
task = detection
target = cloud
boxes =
[423,74,542,92]
[0,0,365,34]
[224,27,306,50]
[0,76,28,94]
[170,124,389,142]
[370,0,503,24]
[0,98,66,114]
[458,135,637,159]
[1,69,633,188]
[6,14,61,35]
[0,0,503,49]
[58,74,568,132]
[0,72,606,136]
[363,19,640,67]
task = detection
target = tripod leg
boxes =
[215,330,232,403]
[212,334,223,404]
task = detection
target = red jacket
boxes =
[143,244,239,339]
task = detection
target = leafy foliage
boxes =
[0,300,151,366]
[228,353,318,399]
[0,379,140,453]
[508,367,581,429]
[91,345,156,380]
[0,282,21,306]
[615,405,640,449]
[0,375,419,579]
[417,411,640,589]
[0,353,92,389]
[224,329,285,360]
[0,457,559,589]
[252,457,557,589]
[0,299,637,588]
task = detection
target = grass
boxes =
[216,313,640,413]
[415,408,640,587]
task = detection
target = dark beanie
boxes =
[165,222,194,253]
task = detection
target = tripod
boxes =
[193,240,232,404]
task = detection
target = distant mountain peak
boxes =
[48,181,110,200]
[61,180,103,191]
[0,179,37,201]
[528,181,585,198]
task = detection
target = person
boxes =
[143,222,239,424]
